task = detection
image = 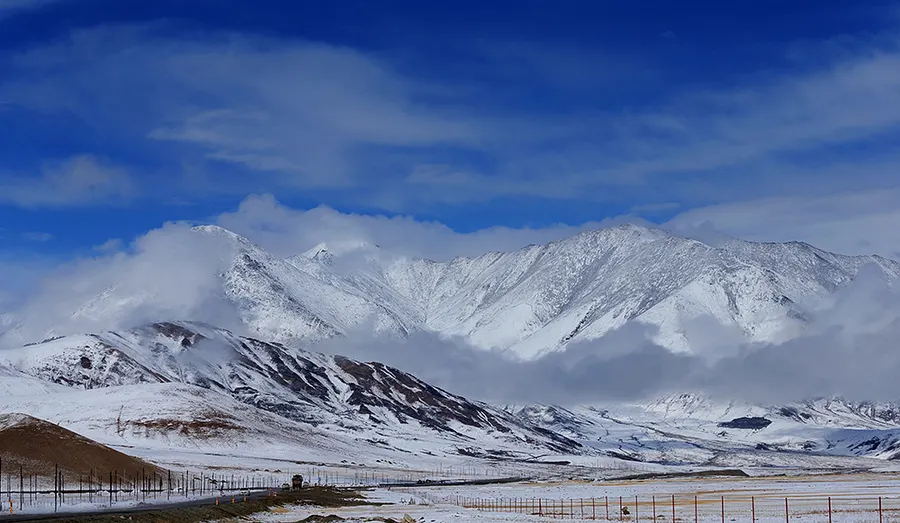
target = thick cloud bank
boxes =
[318,266,900,404]
[0,223,246,346]
[217,194,640,260]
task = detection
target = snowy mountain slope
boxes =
[514,394,900,467]
[201,225,420,342]
[0,379,370,460]
[369,225,900,356]
[3,221,899,474]
[59,225,417,347]
[0,313,15,336]
[0,361,70,396]
[0,321,578,459]
[0,368,458,473]
[34,223,899,359]
[4,322,900,472]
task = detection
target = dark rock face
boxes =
[778,407,812,422]
[718,417,772,430]
[334,356,504,432]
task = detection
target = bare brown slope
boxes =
[0,413,166,479]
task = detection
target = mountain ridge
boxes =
[4,222,897,358]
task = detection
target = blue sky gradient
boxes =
[2,0,900,281]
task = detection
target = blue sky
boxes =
[2,0,900,294]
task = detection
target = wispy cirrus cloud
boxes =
[599,47,900,179]
[21,231,53,242]
[216,193,644,260]
[0,0,58,14]
[667,186,900,259]
[3,26,479,192]
[2,21,900,227]
[0,155,135,208]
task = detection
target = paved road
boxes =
[0,489,273,521]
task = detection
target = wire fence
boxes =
[296,465,508,487]
[0,458,512,516]
[431,493,900,521]
[0,466,286,516]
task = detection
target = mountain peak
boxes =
[579,222,675,242]
[301,240,380,261]
[33,219,900,358]
[190,224,259,250]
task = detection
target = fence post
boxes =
[606,496,609,521]
[652,495,656,520]
[827,496,832,523]
[635,495,638,521]
[694,495,698,523]
[721,495,724,523]
[672,494,675,523]
[619,496,623,521]
[752,496,755,523]
[879,496,883,523]
[785,497,789,523]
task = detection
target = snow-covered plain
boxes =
[244,474,900,522]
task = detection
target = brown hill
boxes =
[0,413,166,484]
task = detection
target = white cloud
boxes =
[21,231,53,242]
[5,25,900,211]
[318,266,900,404]
[0,223,244,347]
[666,187,900,259]
[216,194,645,260]
[0,155,135,208]
[0,252,57,311]
[0,0,57,14]
[5,27,477,191]
[600,46,900,180]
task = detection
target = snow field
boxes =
[242,477,900,522]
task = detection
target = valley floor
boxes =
[249,474,900,522]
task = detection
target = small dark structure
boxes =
[291,474,304,490]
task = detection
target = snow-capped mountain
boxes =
[0,321,577,459]
[4,321,900,472]
[370,226,899,356]
[234,224,900,355]
[515,393,900,466]
[42,223,897,359]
